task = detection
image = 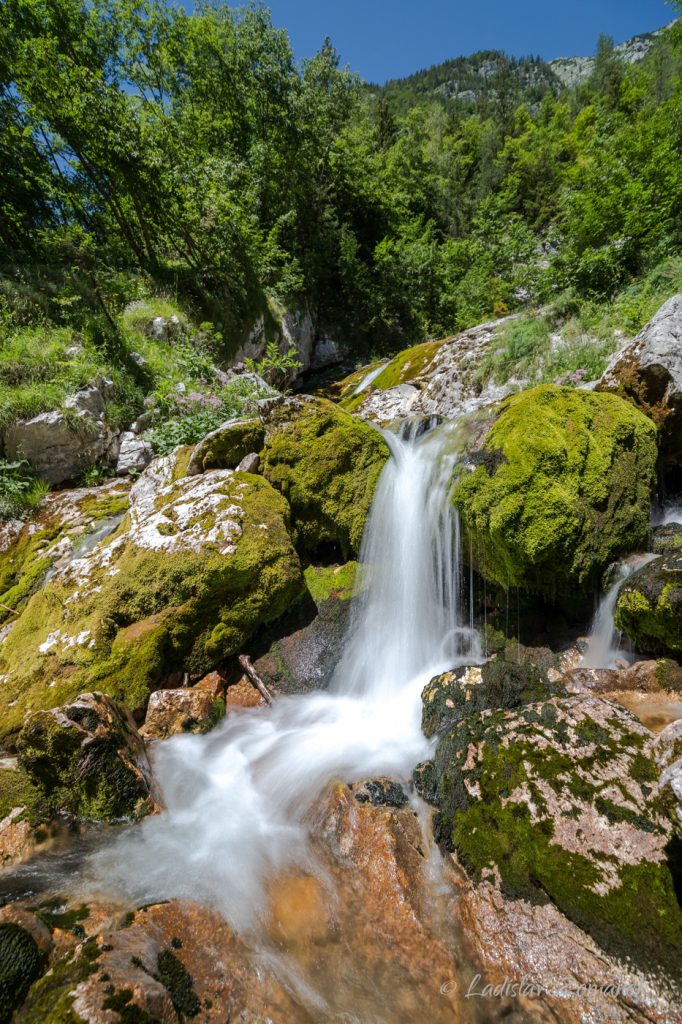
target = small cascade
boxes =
[352,362,387,395]
[85,421,480,931]
[582,554,657,669]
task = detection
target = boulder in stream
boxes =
[16,693,157,822]
[427,693,682,977]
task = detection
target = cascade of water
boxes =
[581,554,657,669]
[85,422,480,931]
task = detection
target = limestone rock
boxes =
[421,658,559,739]
[428,694,682,974]
[4,385,116,485]
[236,451,260,473]
[17,693,157,822]
[455,878,681,1023]
[115,432,153,476]
[142,688,223,741]
[0,450,303,741]
[335,316,518,424]
[598,294,682,463]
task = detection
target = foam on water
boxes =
[85,422,479,931]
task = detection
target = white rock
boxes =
[116,433,153,476]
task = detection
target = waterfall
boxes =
[85,423,479,931]
[581,554,657,669]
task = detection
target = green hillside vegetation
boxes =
[1,1,682,477]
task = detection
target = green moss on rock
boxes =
[260,396,388,558]
[0,923,43,1024]
[303,562,357,605]
[615,555,682,656]
[14,938,100,1024]
[430,695,682,975]
[0,459,304,744]
[452,385,657,597]
[0,765,44,824]
[188,418,265,474]
[421,658,561,739]
[17,693,155,821]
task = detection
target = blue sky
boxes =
[203,0,675,83]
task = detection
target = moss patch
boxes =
[452,385,657,597]
[0,923,43,1024]
[615,556,682,656]
[260,396,388,558]
[14,938,100,1024]
[303,562,357,605]
[0,471,303,744]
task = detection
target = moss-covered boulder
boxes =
[187,418,265,475]
[259,395,389,558]
[0,451,304,743]
[17,693,157,821]
[0,923,43,1023]
[421,658,561,739]
[428,694,682,975]
[615,554,682,656]
[452,385,658,597]
[651,521,682,555]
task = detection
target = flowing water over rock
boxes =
[582,554,657,669]
[85,423,480,935]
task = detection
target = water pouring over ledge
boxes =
[84,421,480,931]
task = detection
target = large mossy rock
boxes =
[427,694,682,975]
[452,385,657,597]
[0,922,43,1024]
[187,417,265,475]
[17,693,157,821]
[615,553,682,656]
[259,395,389,558]
[0,451,304,743]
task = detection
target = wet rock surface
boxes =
[616,553,682,656]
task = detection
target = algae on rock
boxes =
[452,385,657,597]
[260,395,389,558]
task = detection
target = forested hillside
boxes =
[1,0,682,474]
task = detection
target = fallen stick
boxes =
[0,603,18,617]
[238,654,273,705]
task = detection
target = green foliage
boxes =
[245,341,302,391]
[0,0,681,374]
[0,460,48,521]
[146,376,275,456]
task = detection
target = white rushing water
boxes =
[86,422,479,931]
[352,362,387,395]
[582,554,658,669]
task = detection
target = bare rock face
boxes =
[4,386,116,484]
[425,694,682,977]
[115,432,153,476]
[455,877,681,1023]
[16,693,158,822]
[335,315,518,425]
[142,688,222,741]
[654,719,682,835]
[598,294,682,463]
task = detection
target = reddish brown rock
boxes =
[454,878,681,1023]
[194,670,227,699]
[141,688,223,741]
